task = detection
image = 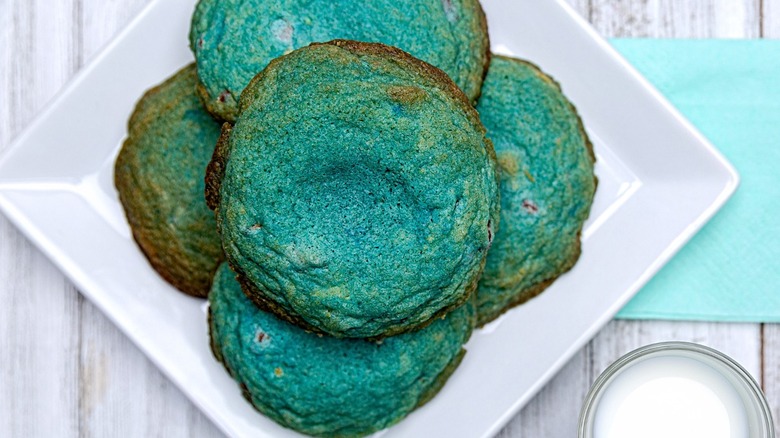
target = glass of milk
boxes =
[579,342,774,438]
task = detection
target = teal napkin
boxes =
[609,39,780,322]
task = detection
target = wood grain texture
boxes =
[79,304,220,438]
[79,0,153,57]
[0,216,81,437]
[565,0,591,20]
[590,0,761,37]
[0,0,775,437]
[765,0,780,37]
[762,324,780,429]
[0,1,82,437]
[589,321,762,385]
[0,0,79,149]
[497,347,593,438]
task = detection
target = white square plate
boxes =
[0,0,738,436]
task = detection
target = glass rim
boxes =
[578,341,775,438]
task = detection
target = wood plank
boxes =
[497,346,593,438]
[764,0,780,36]
[761,324,780,430]
[0,217,81,437]
[564,0,592,21]
[0,1,83,437]
[0,0,82,150]
[0,1,11,148]
[589,321,762,381]
[79,0,154,59]
[79,304,222,438]
[590,0,761,37]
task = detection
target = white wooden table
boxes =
[1,1,777,436]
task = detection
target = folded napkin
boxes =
[610,39,780,322]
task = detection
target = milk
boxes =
[592,355,750,438]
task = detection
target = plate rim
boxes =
[0,0,740,436]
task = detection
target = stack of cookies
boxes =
[114,0,597,436]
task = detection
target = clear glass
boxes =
[579,341,775,438]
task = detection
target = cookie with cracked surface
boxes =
[475,56,597,326]
[208,263,475,437]
[115,64,224,297]
[207,41,499,338]
[190,0,490,121]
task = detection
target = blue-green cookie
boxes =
[190,0,490,121]
[475,56,597,325]
[114,64,224,297]
[209,263,475,437]
[206,41,499,338]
